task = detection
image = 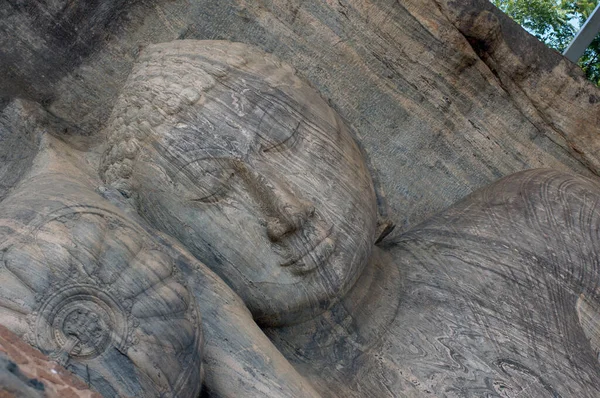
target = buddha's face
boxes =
[103,41,378,326]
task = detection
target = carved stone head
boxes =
[101,40,378,326]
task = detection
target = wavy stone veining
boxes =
[3,35,600,397]
[1,116,321,397]
[267,169,600,397]
[101,40,380,327]
[0,139,203,397]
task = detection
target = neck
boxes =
[264,246,401,363]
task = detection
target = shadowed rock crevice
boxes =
[0,0,148,103]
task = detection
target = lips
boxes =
[280,226,336,274]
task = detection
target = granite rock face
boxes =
[93,41,600,396]
[2,1,600,397]
[1,0,599,234]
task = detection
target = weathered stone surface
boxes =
[99,41,600,396]
[2,2,600,397]
[441,0,600,179]
[0,135,204,397]
[265,169,600,397]
[2,0,599,234]
[100,40,380,327]
[0,100,41,202]
[0,324,101,398]
[0,125,320,397]
[0,0,138,102]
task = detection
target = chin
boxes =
[247,244,371,327]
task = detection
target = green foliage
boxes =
[492,0,600,85]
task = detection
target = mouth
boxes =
[280,226,336,274]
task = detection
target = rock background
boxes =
[0,100,41,202]
[1,0,599,234]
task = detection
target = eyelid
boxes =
[261,121,302,153]
[187,178,230,203]
[177,159,236,204]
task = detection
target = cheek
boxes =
[168,198,279,266]
[305,163,376,224]
[302,135,374,192]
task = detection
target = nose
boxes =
[265,194,315,242]
[236,163,315,241]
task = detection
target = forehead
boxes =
[155,76,313,162]
[159,118,255,162]
[128,41,338,161]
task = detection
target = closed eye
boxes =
[261,121,302,153]
[188,186,228,203]
[174,159,235,204]
[186,170,235,204]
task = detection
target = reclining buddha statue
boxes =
[0,106,319,396]
[95,40,600,397]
